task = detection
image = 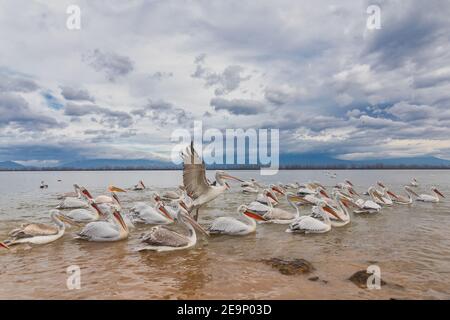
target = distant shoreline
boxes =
[1,167,450,172]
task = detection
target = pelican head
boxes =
[377,181,386,189]
[432,187,445,198]
[80,187,94,200]
[215,171,244,185]
[318,201,344,221]
[237,205,267,221]
[178,210,210,237]
[112,209,128,231]
[270,184,285,196]
[404,186,419,197]
[264,189,279,203]
[345,179,354,187]
[156,202,174,221]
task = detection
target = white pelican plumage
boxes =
[57,184,81,200]
[413,187,445,203]
[181,142,243,220]
[130,197,174,225]
[60,201,105,223]
[286,201,341,234]
[136,206,209,252]
[353,197,382,214]
[75,208,129,242]
[0,210,69,248]
[207,205,265,235]
[248,189,279,212]
[368,186,393,206]
[247,192,301,224]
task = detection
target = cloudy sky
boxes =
[1,0,450,166]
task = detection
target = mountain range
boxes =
[1,154,450,170]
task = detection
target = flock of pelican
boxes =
[0,143,446,252]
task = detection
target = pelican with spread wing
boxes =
[181,142,244,220]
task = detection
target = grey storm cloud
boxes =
[362,0,450,70]
[192,55,250,96]
[132,100,192,126]
[0,70,39,93]
[64,102,133,128]
[83,49,134,81]
[210,97,265,115]
[61,86,95,102]
[0,93,63,131]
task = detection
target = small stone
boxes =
[308,276,319,282]
[349,270,387,289]
[262,258,315,275]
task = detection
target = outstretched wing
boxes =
[181,142,210,200]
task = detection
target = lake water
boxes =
[0,170,449,299]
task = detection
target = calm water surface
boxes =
[0,170,449,299]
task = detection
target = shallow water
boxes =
[0,170,449,299]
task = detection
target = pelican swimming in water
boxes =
[247,192,301,224]
[286,201,342,234]
[81,186,125,208]
[181,142,243,220]
[56,185,89,209]
[248,189,279,212]
[409,178,419,187]
[0,210,69,248]
[57,184,82,200]
[385,186,415,205]
[412,186,445,203]
[130,196,174,225]
[60,201,105,223]
[136,205,209,252]
[368,186,393,206]
[75,208,129,242]
[207,205,265,235]
[132,180,146,191]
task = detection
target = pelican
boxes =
[60,201,105,223]
[413,187,445,203]
[248,192,301,224]
[181,142,243,220]
[352,197,382,214]
[386,186,415,205]
[286,201,341,234]
[81,186,125,208]
[242,185,259,194]
[241,179,263,189]
[56,196,89,209]
[0,210,69,248]
[318,194,351,227]
[136,206,209,252]
[248,189,279,212]
[409,178,419,187]
[132,180,146,191]
[207,205,265,235]
[270,184,285,197]
[40,181,48,189]
[368,186,392,206]
[75,208,129,242]
[57,184,81,200]
[130,197,174,225]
